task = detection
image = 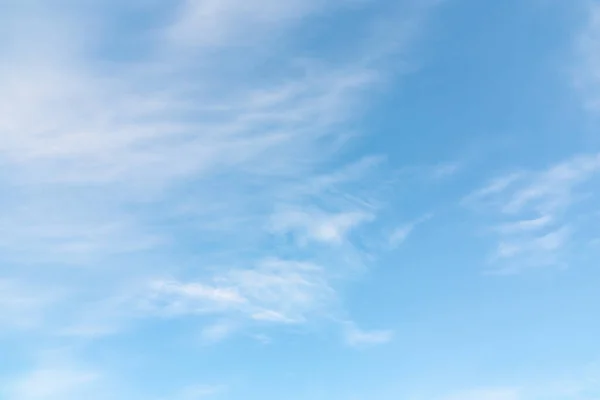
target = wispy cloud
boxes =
[430,162,462,180]
[388,213,432,249]
[495,215,553,234]
[2,352,103,400]
[142,258,335,326]
[465,153,600,273]
[199,320,239,344]
[0,0,442,349]
[269,208,374,245]
[1,348,226,400]
[343,323,394,347]
[167,0,338,47]
[7,369,99,400]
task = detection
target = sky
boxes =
[1,0,600,399]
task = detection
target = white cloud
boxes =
[2,347,227,400]
[147,280,248,315]
[466,153,600,273]
[3,353,103,400]
[343,323,394,347]
[0,0,442,346]
[0,1,381,266]
[8,369,99,400]
[167,0,334,47]
[388,213,432,249]
[0,65,375,186]
[463,172,524,205]
[1,347,230,400]
[495,215,553,234]
[499,155,600,215]
[389,225,414,247]
[199,321,239,344]
[269,208,373,245]
[142,258,335,326]
[0,45,381,268]
[431,162,462,179]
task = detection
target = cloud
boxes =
[465,153,600,273]
[167,0,334,47]
[2,353,103,400]
[146,280,248,315]
[388,225,414,247]
[431,162,462,180]
[343,323,394,347]
[0,65,375,187]
[199,320,239,344]
[0,0,443,347]
[8,369,99,400]
[464,173,525,203]
[388,213,432,249]
[0,31,382,267]
[140,258,336,329]
[269,208,373,245]
[1,349,226,400]
[495,215,553,234]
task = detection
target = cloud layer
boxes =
[0,0,445,353]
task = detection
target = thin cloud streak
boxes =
[466,153,600,273]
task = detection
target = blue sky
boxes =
[1,0,600,399]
